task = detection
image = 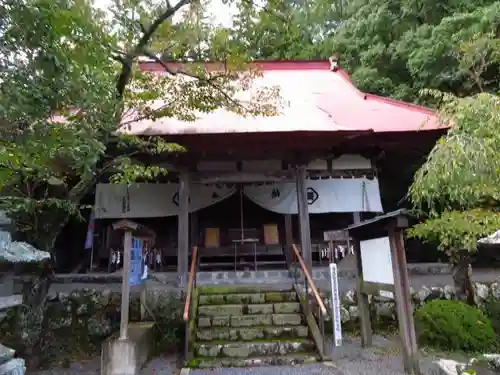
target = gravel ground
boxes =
[28,335,444,375]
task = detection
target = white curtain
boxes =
[243,178,383,214]
[94,178,383,219]
[95,183,236,219]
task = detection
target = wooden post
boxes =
[177,171,190,292]
[120,230,132,340]
[140,283,147,321]
[190,211,198,249]
[284,214,293,247]
[390,229,420,374]
[352,213,373,347]
[295,165,312,273]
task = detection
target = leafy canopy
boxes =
[0,0,279,251]
[409,92,500,211]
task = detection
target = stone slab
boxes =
[198,305,243,317]
[0,344,15,360]
[265,292,297,302]
[230,314,273,327]
[248,304,274,314]
[101,322,155,375]
[271,313,304,326]
[196,325,309,341]
[194,340,315,358]
[201,313,305,327]
[431,358,499,375]
[198,303,279,316]
[0,358,25,375]
[273,302,300,314]
[197,285,294,294]
[187,354,318,368]
[0,295,22,310]
[198,293,266,305]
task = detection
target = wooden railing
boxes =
[183,246,199,360]
[291,244,329,358]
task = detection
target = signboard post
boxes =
[329,263,342,347]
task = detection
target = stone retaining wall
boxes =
[1,280,499,367]
[321,282,500,326]
[0,287,182,368]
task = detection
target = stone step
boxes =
[196,325,309,341]
[194,339,316,358]
[187,353,318,368]
[198,285,294,295]
[198,313,305,328]
[198,302,301,317]
[198,291,298,305]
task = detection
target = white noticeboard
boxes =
[360,236,395,285]
[329,263,342,347]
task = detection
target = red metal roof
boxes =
[125,60,444,136]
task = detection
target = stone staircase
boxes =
[187,285,319,368]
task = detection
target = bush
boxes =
[482,299,500,340]
[414,300,498,352]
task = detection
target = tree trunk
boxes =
[451,250,474,305]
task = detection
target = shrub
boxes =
[482,298,500,340]
[145,292,184,354]
[414,299,498,352]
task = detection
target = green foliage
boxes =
[482,299,500,341]
[414,299,498,352]
[408,209,500,256]
[410,93,500,210]
[331,0,500,104]
[228,0,500,107]
[230,0,344,60]
[0,0,280,253]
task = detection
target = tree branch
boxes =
[116,0,192,98]
[141,49,248,113]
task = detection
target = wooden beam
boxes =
[295,166,312,273]
[284,214,293,270]
[352,212,373,347]
[177,171,190,292]
[284,214,293,248]
[119,230,132,340]
[390,228,420,374]
[190,211,199,248]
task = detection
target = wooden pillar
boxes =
[190,211,199,248]
[120,230,132,339]
[352,213,372,347]
[390,229,420,374]
[295,165,312,273]
[177,171,190,292]
[283,214,293,271]
[284,214,293,247]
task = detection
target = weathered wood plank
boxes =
[390,229,420,375]
[0,295,22,310]
[352,212,373,348]
[177,171,190,292]
[296,166,312,273]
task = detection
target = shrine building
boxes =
[89,59,446,286]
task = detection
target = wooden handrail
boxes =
[183,246,198,322]
[291,244,327,316]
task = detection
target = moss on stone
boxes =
[185,358,202,368]
[187,288,199,353]
[198,285,293,295]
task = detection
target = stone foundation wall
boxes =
[1,280,499,368]
[0,288,182,368]
[321,282,500,327]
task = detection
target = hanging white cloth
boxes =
[243,177,383,214]
[95,183,236,219]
